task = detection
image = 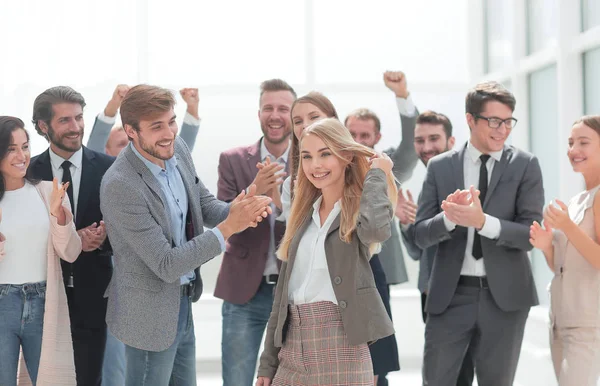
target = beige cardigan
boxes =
[0,181,82,386]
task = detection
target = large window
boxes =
[583,46,600,114]
[527,0,559,54]
[582,0,600,31]
[528,65,559,304]
[484,0,514,73]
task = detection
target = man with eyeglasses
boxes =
[414,81,544,386]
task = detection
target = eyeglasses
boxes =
[472,114,518,130]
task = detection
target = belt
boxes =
[263,274,279,285]
[180,282,195,297]
[458,275,489,289]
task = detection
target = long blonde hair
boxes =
[277,118,397,261]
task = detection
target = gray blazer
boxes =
[100,137,229,351]
[379,111,419,284]
[257,168,395,380]
[87,116,201,153]
[414,143,544,315]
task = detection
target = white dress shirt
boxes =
[48,147,83,216]
[260,139,290,276]
[443,142,503,277]
[288,196,339,305]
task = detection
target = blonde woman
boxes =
[530,115,600,385]
[256,118,396,385]
[0,116,81,386]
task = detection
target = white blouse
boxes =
[0,182,50,284]
[288,196,339,305]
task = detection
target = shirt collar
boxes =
[49,146,83,171]
[466,141,503,164]
[129,143,178,179]
[260,138,290,163]
[311,196,342,224]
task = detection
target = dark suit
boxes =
[414,143,544,386]
[29,146,115,386]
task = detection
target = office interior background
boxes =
[1,0,599,384]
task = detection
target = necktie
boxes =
[472,154,490,260]
[61,160,75,213]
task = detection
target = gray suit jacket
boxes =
[379,111,419,284]
[87,115,201,152]
[401,207,435,294]
[414,143,544,314]
[100,137,229,351]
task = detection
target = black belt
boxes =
[263,274,279,285]
[458,275,489,289]
[181,282,195,297]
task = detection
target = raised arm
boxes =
[356,156,394,245]
[87,84,129,152]
[179,88,201,151]
[382,71,419,184]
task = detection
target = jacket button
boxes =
[339,301,347,309]
[334,276,342,285]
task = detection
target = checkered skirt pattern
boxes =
[272,301,373,385]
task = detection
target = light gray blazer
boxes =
[87,116,201,152]
[378,111,419,284]
[414,143,544,314]
[100,137,229,351]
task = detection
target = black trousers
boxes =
[66,287,107,386]
[421,292,475,386]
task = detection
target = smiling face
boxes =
[259,90,295,145]
[568,122,600,175]
[39,103,84,157]
[124,108,178,168]
[300,133,346,195]
[467,100,513,153]
[291,102,329,140]
[0,128,30,189]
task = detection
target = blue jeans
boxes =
[222,281,274,386]
[102,329,126,386]
[125,294,195,386]
[0,282,46,386]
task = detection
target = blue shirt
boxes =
[130,144,225,284]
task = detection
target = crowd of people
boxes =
[0,71,599,386]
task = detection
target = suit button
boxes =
[334,276,342,285]
[339,301,347,309]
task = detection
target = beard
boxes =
[47,124,83,153]
[261,121,291,145]
[419,144,450,166]
[138,132,175,161]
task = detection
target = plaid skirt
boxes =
[272,301,373,386]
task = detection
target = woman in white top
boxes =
[530,115,600,385]
[0,116,81,386]
[256,118,397,386]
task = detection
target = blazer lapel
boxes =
[484,146,512,210]
[175,153,202,229]
[451,143,467,191]
[30,149,54,182]
[245,140,262,184]
[76,147,96,228]
[326,213,341,238]
[123,146,167,208]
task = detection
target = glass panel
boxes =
[582,0,600,31]
[313,0,469,84]
[484,0,514,73]
[146,0,306,85]
[583,47,600,115]
[528,64,558,305]
[527,0,559,54]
